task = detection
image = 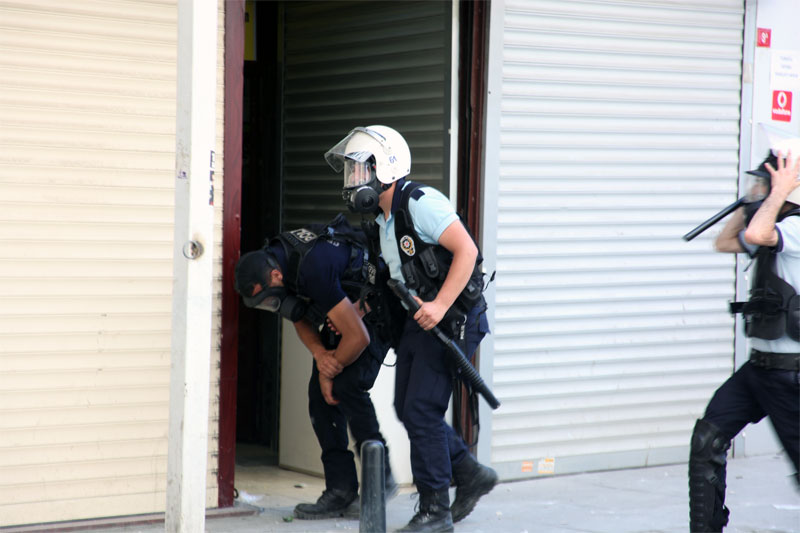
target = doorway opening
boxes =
[221,0,485,507]
[235,0,282,468]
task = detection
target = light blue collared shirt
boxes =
[375,180,459,285]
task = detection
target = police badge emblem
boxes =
[400,235,415,256]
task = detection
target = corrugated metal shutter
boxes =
[0,0,225,525]
[483,0,744,479]
[281,0,452,228]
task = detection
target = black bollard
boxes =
[360,440,386,533]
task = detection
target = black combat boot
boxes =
[397,485,454,532]
[450,454,498,522]
[293,487,357,519]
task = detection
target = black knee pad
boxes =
[689,419,731,532]
[690,419,730,472]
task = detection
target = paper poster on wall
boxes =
[771,50,800,90]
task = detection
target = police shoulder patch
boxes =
[289,228,317,243]
[400,235,415,256]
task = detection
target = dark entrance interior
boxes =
[221,0,487,506]
[235,0,282,466]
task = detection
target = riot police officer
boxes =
[689,149,800,532]
[326,126,498,532]
[234,217,396,520]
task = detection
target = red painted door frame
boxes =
[218,0,244,508]
[457,0,488,240]
[455,0,489,451]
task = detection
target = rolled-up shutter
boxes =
[0,0,225,525]
[281,0,452,228]
[483,0,744,478]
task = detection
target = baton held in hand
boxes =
[387,278,501,410]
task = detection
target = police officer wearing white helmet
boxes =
[689,145,800,533]
[326,126,497,532]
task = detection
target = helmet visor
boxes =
[744,173,769,204]
[324,127,389,173]
[344,159,374,188]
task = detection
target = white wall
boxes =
[733,0,800,466]
[279,323,413,484]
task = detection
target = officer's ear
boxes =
[269,268,284,287]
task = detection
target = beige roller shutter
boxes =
[0,0,225,526]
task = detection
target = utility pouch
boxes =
[744,290,786,340]
[320,323,341,350]
[449,275,485,317]
[460,277,482,306]
[442,313,467,355]
[401,261,421,291]
[419,247,440,278]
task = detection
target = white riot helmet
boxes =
[325,126,411,213]
[755,124,800,205]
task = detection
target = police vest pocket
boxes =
[788,294,800,341]
[419,247,439,278]
[401,261,421,291]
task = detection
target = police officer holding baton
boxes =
[688,146,800,533]
[326,126,498,532]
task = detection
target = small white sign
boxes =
[537,457,555,475]
[771,49,800,90]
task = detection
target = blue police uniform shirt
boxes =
[375,179,459,285]
[295,239,358,315]
[746,215,800,354]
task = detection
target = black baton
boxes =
[683,197,745,241]
[387,279,501,410]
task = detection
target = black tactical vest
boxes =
[730,209,800,341]
[392,181,486,321]
[270,214,371,328]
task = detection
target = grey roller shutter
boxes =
[483,0,745,479]
[281,0,452,228]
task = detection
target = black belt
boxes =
[750,349,800,371]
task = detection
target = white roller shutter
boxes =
[482,0,744,479]
[0,0,225,526]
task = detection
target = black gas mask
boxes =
[341,157,384,214]
[243,286,308,322]
[234,250,309,322]
[343,179,383,214]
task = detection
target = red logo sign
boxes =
[772,90,792,122]
[757,28,771,48]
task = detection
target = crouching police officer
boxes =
[234,215,396,520]
[326,125,498,532]
[689,149,800,532]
